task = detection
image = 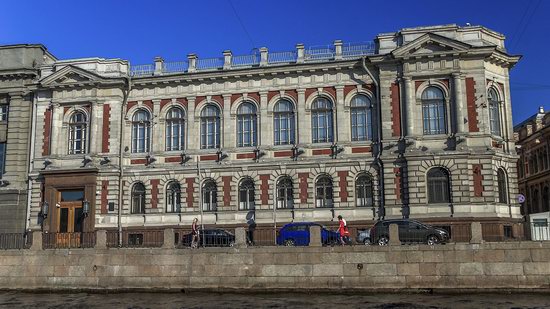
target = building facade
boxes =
[25,24,521,239]
[515,107,550,238]
[0,45,56,233]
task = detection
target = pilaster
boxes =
[335,86,348,143]
[297,89,308,144]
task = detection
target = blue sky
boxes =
[1,0,548,124]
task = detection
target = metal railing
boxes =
[0,233,32,250]
[232,54,260,68]
[129,64,155,77]
[163,61,189,73]
[342,42,376,59]
[196,57,224,71]
[106,230,164,248]
[267,51,297,64]
[42,232,96,249]
[128,40,377,77]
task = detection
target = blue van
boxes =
[276,222,340,246]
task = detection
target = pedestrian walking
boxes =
[337,215,350,246]
[191,218,200,248]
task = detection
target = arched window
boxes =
[276,176,293,209]
[532,189,539,213]
[165,107,185,151]
[131,182,146,214]
[131,110,151,153]
[201,105,221,149]
[202,179,217,212]
[356,173,374,207]
[427,167,450,204]
[351,95,372,141]
[316,175,333,208]
[166,182,181,213]
[239,178,255,210]
[543,187,550,212]
[68,111,88,154]
[237,102,258,147]
[273,100,295,145]
[311,97,334,143]
[421,87,446,135]
[488,88,501,136]
[497,169,508,204]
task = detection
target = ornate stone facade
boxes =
[25,24,521,235]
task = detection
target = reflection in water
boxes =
[0,292,549,309]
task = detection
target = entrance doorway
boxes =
[56,189,85,247]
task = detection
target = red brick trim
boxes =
[305,88,316,101]
[160,99,171,110]
[260,175,270,205]
[394,167,401,200]
[101,104,111,153]
[285,90,298,102]
[415,80,424,91]
[222,176,232,206]
[465,77,479,132]
[351,146,371,153]
[165,156,181,163]
[185,178,195,207]
[143,100,153,111]
[176,97,188,107]
[42,108,52,156]
[130,159,147,165]
[236,153,255,159]
[313,149,331,156]
[274,150,293,158]
[200,154,218,161]
[298,173,309,203]
[127,101,137,112]
[390,82,401,137]
[101,180,109,214]
[473,164,483,197]
[338,171,348,202]
[150,179,159,209]
[268,91,278,102]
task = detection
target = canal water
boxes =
[0,291,549,308]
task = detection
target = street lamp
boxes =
[41,201,49,219]
[82,200,90,218]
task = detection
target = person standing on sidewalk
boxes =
[337,215,350,245]
[191,218,200,248]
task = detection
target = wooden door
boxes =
[56,190,85,247]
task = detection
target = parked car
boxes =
[356,229,371,245]
[276,222,341,246]
[369,219,448,246]
[181,228,235,247]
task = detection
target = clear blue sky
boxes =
[1,0,548,124]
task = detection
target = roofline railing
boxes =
[129,40,376,77]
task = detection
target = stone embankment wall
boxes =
[0,242,549,291]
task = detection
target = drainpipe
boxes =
[361,57,385,219]
[25,92,37,239]
[117,75,131,246]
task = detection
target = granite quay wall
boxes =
[0,241,549,291]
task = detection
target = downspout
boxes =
[362,57,385,219]
[25,91,37,238]
[118,74,131,247]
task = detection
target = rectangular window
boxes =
[0,105,7,121]
[0,143,5,177]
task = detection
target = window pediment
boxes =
[392,33,471,59]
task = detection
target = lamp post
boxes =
[82,200,90,218]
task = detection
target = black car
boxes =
[181,229,235,247]
[369,219,448,246]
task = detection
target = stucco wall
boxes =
[0,242,549,291]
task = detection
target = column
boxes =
[452,73,465,134]
[223,94,233,149]
[335,86,348,143]
[297,89,308,144]
[49,103,61,156]
[90,101,103,155]
[152,99,161,153]
[187,97,198,150]
[259,91,271,146]
[404,77,415,137]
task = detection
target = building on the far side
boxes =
[515,106,550,240]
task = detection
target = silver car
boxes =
[356,229,371,245]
